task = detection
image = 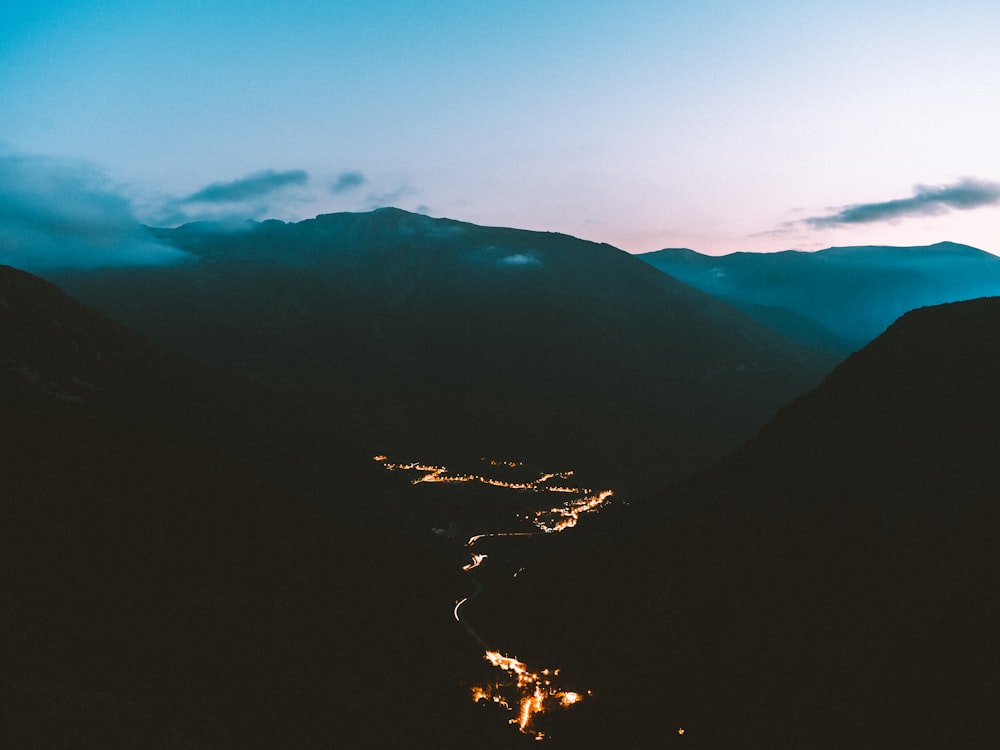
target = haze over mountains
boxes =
[640,241,1000,354]
[46,208,835,493]
[3,209,999,748]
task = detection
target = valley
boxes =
[4,212,1000,748]
[375,455,613,741]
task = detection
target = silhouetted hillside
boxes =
[502,296,1000,749]
[9,242,999,747]
[46,209,837,495]
[0,265,502,749]
[640,242,1000,353]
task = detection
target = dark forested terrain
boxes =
[504,296,1000,749]
[0,264,497,749]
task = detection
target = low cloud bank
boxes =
[0,152,189,271]
[1,150,430,269]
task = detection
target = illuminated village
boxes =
[374,455,613,739]
[473,651,587,741]
[372,456,613,534]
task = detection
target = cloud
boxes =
[805,178,1000,228]
[181,169,309,204]
[0,151,189,271]
[331,171,366,194]
[497,253,543,268]
[464,245,542,268]
[147,168,313,225]
[367,184,415,209]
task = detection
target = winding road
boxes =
[374,455,614,739]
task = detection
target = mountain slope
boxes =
[503,296,1000,749]
[0,265,488,749]
[639,241,1000,352]
[46,208,838,494]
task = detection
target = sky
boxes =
[2,0,1000,268]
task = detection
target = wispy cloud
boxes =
[367,184,415,209]
[148,168,313,225]
[0,151,189,271]
[805,178,1000,228]
[181,169,309,204]
[331,170,366,194]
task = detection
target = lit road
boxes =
[375,454,613,739]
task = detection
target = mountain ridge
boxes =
[639,240,1000,351]
[49,208,837,494]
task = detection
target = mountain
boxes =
[500,296,1000,748]
[639,241,1000,354]
[0,264,496,749]
[9,222,999,747]
[45,208,838,495]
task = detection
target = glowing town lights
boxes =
[470,684,511,709]
[531,489,614,533]
[476,650,586,738]
[488,459,524,468]
[374,454,613,741]
[485,650,528,675]
[373,456,613,534]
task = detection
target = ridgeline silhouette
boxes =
[48,208,835,494]
[640,241,1000,354]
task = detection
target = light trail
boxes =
[462,553,488,572]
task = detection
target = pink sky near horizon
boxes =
[3,1,999,259]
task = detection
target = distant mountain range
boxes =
[639,241,1000,354]
[46,208,835,493]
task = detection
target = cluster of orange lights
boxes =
[474,651,587,739]
[372,456,613,533]
[529,489,614,533]
[373,454,615,741]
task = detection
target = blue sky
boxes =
[2,0,1000,263]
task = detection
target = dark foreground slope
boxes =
[640,242,1000,353]
[47,209,836,493]
[0,265,499,749]
[502,297,1000,749]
